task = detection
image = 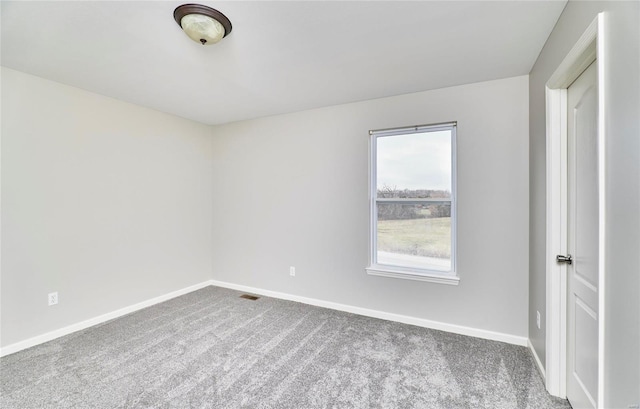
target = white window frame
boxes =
[366,122,459,285]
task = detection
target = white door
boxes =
[565,61,599,408]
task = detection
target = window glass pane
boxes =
[377,203,451,271]
[377,130,451,199]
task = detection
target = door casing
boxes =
[544,13,606,407]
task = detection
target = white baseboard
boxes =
[210,279,528,346]
[0,280,212,357]
[528,339,546,381]
[1,278,530,358]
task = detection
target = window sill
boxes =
[366,265,460,286]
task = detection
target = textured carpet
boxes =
[1,286,571,408]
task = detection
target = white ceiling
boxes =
[1,1,566,125]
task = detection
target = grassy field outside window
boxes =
[377,216,451,259]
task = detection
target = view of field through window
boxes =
[375,129,453,271]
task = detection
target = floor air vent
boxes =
[239,294,259,301]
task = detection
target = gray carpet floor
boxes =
[1,286,572,408]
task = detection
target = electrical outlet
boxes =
[289,266,295,277]
[48,292,58,306]
[536,311,541,329]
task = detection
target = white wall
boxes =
[210,76,530,339]
[0,68,214,347]
[528,1,640,407]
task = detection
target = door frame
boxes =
[544,13,606,406]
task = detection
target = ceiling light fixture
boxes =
[174,4,232,45]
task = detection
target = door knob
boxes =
[556,254,572,264]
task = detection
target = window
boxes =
[367,122,458,285]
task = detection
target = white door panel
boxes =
[566,61,599,409]
[574,296,598,396]
[574,84,599,289]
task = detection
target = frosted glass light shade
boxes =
[174,4,232,46]
[181,14,225,45]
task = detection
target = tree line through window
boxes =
[377,186,451,219]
